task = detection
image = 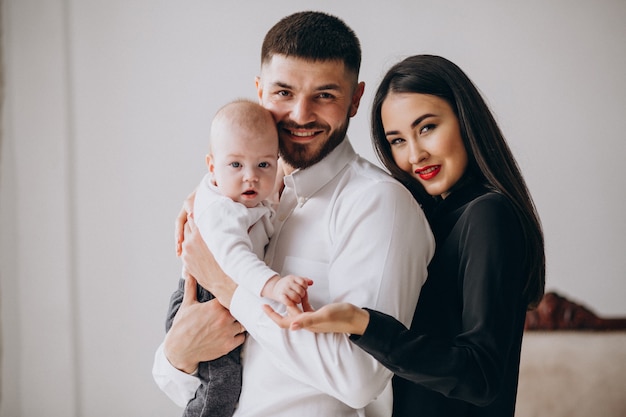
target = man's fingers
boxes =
[175,206,187,257]
[182,216,193,259]
[182,275,198,306]
[183,213,197,245]
[235,321,246,335]
[183,217,191,236]
[175,189,197,256]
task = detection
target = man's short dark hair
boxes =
[261,11,361,77]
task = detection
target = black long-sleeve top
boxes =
[352,181,528,417]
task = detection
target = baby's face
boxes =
[208,124,279,208]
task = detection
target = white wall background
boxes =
[1,1,624,416]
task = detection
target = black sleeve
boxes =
[351,195,526,406]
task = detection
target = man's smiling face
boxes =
[256,54,364,171]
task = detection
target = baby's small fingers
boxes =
[282,291,302,306]
[294,276,313,288]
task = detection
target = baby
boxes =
[169,99,311,417]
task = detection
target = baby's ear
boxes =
[206,154,214,173]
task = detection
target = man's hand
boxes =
[164,275,245,374]
[175,190,197,256]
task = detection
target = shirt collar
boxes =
[283,138,357,204]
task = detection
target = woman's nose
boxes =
[408,141,427,165]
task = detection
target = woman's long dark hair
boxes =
[371,55,545,308]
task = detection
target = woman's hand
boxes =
[164,276,245,374]
[181,214,237,308]
[175,190,197,256]
[263,301,370,335]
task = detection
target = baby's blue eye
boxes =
[259,162,270,168]
[230,162,241,168]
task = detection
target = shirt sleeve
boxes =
[151,342,200,408]
[352,194,527,406]
[230,182,435,409]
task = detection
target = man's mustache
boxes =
[278,121,328,131]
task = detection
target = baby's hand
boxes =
[276,275,313,305]
[262,275,313,306]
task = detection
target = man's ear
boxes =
[349,81,366,118]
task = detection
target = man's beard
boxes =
[278,118,350,170]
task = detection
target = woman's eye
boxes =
[389,138,405,146]
[420,124,435,135]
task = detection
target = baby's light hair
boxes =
[209,99,277,152]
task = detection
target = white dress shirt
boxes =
[153,139,435,416]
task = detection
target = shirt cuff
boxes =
[230,285,283,334]
[151,343,201,408]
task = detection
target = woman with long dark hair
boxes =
[266,54,545,417]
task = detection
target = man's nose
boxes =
[290,97,315,125]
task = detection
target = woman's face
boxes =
[381,92,468,198]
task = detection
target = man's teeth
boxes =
[291,131,316,137]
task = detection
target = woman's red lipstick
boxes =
[415,165,441,180]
